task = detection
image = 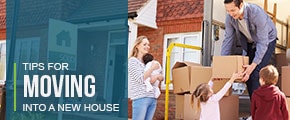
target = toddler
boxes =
[143,53,162,98]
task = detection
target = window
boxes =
[1,39,40,85]
[0,41,5,84]
[13,38,40,85]
[161,32,202,90]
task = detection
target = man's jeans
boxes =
[246,40,276,99]
[132,97,157,120]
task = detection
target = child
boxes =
[192,72,241,120]
[251,65,289,120]
[143,53,162,98]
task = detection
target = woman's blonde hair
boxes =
[191,83,212,111]
[129,35,148,58]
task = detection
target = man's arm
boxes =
[221,15,235,55]
[242,6,275,81]
[251,6,276,65]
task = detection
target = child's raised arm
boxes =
[211,72,242,101]
[228,72,242,84]
[208,77,214,88]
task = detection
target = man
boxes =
[222,0,277,99]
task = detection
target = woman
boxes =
[128,36,163,120]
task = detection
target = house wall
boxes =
[0,29,5,40]
[0,0,5,40]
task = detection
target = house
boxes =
[128,0,204,119]
[1,0,128,119]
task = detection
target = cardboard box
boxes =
[212,56,249,80]
[282,66,290,96]
[287,97,290,118]
[175,95,184,119]
[276,53,288,73]
[277,74,282,90]
[172,61,201,94]
[212,79,232,96]
[190,66,212,93]
[184,94,200,120]
[219,95,239,120]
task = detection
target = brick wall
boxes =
[154,90,176,120]
[0,29,5,40]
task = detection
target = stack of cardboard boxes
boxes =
[279,49,290,117]
[281,66,290,117]
[172,62,211,120]
[276,53,288,88]
[172,55,248,120]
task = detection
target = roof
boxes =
[3,0,128,27]
[128,0,149,13]
[1,0,204,28]
[0,0,5,29]
[5,0,69,27]
[68,0,128,23]
[157,0,203,21]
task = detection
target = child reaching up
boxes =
[251,65,289,120]
[192,72,241,120]
[143,53,163,98]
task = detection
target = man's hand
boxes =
[242,63,257,82]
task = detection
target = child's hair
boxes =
[259,65,279,85]
[191,83,212,110]
[143,53,154,64]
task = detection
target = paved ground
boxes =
[239,95,251,119]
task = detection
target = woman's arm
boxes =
[150,74,164,83]
[128,58,144,84]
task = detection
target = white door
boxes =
[105,30,126,103]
